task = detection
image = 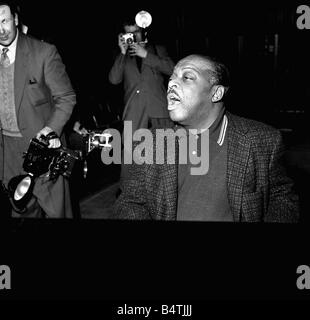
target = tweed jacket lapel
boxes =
[226,112,251,221]
[151,125,178,220]
[157,156,178,220]
[14,33,29,115]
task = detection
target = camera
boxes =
[122,32,136,44]
[86,130,112,153]
[23,135,81,181]
[4,135,81,214]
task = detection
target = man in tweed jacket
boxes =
[113,54,299,222]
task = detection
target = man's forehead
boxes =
[0,5,11,16]
[175,56,214,72]
[124,24,139,32]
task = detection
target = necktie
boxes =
[0,47,10,67]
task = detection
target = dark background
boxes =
[20,0,310,123]
[14,0,310,220]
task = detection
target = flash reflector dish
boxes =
[14,176,32,201]
[135,10,152,28]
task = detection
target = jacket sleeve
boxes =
[143,45,175,76]
[265,131,300,222]
[108,53,126,85]
[44,44,76,136]
[113,160,151,220]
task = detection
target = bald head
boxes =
[177,54,214,69]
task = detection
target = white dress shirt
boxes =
[0,30,19,64]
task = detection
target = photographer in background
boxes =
[109,13,175,133]
[0,1,76,218]
[109,12,175,188]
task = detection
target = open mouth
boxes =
[168,93,180,101]
[167,88,181,110]
[167,94,181,110]
[167,93,181,103]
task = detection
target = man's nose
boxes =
[167,80,178,92]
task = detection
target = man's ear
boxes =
[14,13,19,27]
[211,85,225,103]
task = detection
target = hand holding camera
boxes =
[118,33,129,55]
[36,126,61,148]
[119,33,147,58]
[5,133,81,214]
[128,42,147,58]
[73,121,88,136]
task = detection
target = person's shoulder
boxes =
[152,43,165,49]
[22,33,56,51]
[227,112,281,139]
[148,43,167,52]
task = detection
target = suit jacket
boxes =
[109,44,174,132]
[13,33,76,142]
[113,112,299,222]
[0,33,76,218]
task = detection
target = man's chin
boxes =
[0,31,16,46]
[169,110,184,123]
[0,38,12,46]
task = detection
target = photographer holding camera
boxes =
[109,13,175,133]
[0,1,76,218]
[109,12,175,189]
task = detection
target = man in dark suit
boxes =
[0,1,76,218]
[113,54,299,222]
[109,17,175,133]
[109,15,175,188]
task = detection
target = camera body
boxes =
[122,32,136,44]
[86,130,112,153]
[23,136,80,181]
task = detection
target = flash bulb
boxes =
[135,10,152,28]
